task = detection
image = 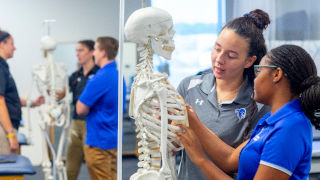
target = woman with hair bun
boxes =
[177,9,271,179]
[176,44,320,179]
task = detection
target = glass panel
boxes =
[152,0,221,87]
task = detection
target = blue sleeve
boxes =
[260,123,307,174]
[79,73,109,107]
[0,68,7,95]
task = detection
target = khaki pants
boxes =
[0,125,17,154]
[66,119,86,180]
[84,145,117,180]
[0,124,10,154]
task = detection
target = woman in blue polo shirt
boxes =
[176,44,320,179]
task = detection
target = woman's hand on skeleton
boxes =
[175,124,206,165]
[174,105,207,164]
[186,105,201,128]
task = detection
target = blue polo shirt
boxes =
[177,73,270,180]
[69,65,99,120]
[238,99,312,180]
[79,61,126,150]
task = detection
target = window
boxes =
[151,0,224,87]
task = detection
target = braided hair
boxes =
[267,44,320,129]
[223,9,270,83]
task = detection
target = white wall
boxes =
[0,0,142,165]
[0,0,141,98]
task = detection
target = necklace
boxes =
[217,83,243,104]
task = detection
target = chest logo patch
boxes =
[195,98,204,105]
[235,108,246,120]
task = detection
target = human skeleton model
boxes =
[32,35,70,180]
[125,7,189,180]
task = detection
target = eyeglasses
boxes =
[254,65,278,77]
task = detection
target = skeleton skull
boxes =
[124,7,175,60]
[40,35,56,51]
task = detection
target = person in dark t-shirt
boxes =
[0,30,43,154]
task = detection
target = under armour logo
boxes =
[195,99,204,105]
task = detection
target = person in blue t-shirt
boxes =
[176,44,320,180]
[76,36,126,180]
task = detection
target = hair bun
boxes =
[300,75,320,92]
[244,9,270,30]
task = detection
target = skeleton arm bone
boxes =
[157,86,172,179]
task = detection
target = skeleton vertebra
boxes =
[125,7,188,180]
[32,34,70,180]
